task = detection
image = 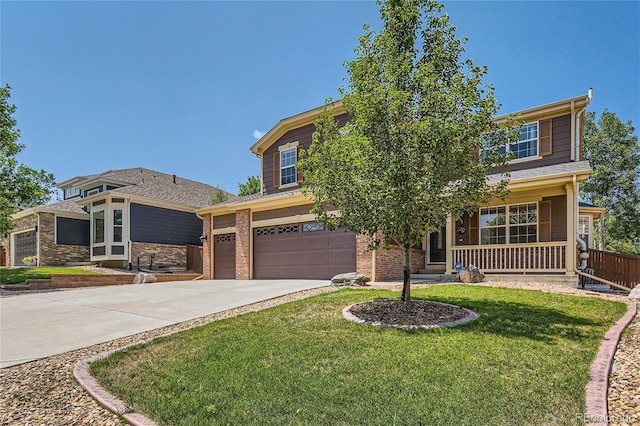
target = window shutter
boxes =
[538,201,552,242]
[469,211,479,245]
[296,146,304,184]
[539,119,552,156]
[273,152,280,188]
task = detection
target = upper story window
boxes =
[63,187,81,199]
[512,122,538,159]
[280,147,297,186]
[480,203,538,245]
[482,122,540,161]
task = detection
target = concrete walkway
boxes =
[0,279,327,368]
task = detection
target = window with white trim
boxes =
[482,122,539,160]
[512,123,538,159]
[280,147,297,186]
[113,210,123,242]
[480,203,538,245]
[578,215,591,247]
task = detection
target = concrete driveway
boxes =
[0,279,327,368]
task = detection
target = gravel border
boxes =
[1,281,637,426]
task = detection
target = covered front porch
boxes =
[419,162,593,280]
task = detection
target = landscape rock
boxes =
[629,286,640,300]
[133,273,157,284]
[331,272,371,287]
[458,265,485,283]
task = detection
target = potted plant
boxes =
[22,255,37,266]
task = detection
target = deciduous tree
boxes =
[0,85,55,237]
[237,175,261,196]
[301,0,517,301]
[581,110,640,255]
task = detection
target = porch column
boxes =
[202,214,212,279]
[565,182,576,275]
[235,208,252,280]
[445,214,453,274]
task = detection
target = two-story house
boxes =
[7,168,234,269]
[196,92,601,284]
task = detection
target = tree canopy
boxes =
[581,109,640,255]
[1,85,55,237]
[237,175,261,197]
[301,0,517,301]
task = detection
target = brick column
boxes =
[202,214,212,279]
[356,234,374,280]
[235,209,251,280]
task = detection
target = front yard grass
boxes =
[0,267,99,285]
[90,285,627,425]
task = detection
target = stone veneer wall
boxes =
[202,214,212,279]
[235,209,251,280]
[131,242,187,269]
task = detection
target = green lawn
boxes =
[91,285,627,426]
[0,267,99,285]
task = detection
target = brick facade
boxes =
[131,242,186,269]
[7,213,91,266]
[202,214,212,279]
[356,234,374,278]
[374,245,426,282]
[235,209,251,280]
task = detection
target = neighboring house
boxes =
[6,168,234,269]
[196,92,601,284]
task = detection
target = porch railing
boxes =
[586,248,639,290]
[452,242,567,273]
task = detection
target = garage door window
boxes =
[278,225,298,234]
[303,222,325,232]
[256,227,275,236]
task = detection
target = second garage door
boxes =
[253,222,356,279]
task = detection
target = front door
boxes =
[428,226,447,264]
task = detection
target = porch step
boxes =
[411,274,459,283]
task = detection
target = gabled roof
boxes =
[12,199,88,220]
[250,101,345,156]
[70,168,237,209]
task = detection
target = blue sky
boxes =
[2,1,638,197]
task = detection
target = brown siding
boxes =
[252,204,314,222]
[213,213,236,229]
[547,195,567,242]
[494,114,573,173]
[262,113,350,195]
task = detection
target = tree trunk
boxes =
[401,245,411,302]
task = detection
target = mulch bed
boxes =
[347,298,471,327]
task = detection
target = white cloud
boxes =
[252,129,265,139]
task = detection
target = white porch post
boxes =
[445,214,453,274]
[565,181,576,275]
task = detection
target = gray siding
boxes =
[56,217,90,246]
[130,203,202,245]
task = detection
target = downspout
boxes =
[36,213,41,267]
[574,88,593,161]
[574,89,593,272]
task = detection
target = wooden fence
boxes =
[186,245,203,274]
[586,248,639,290]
